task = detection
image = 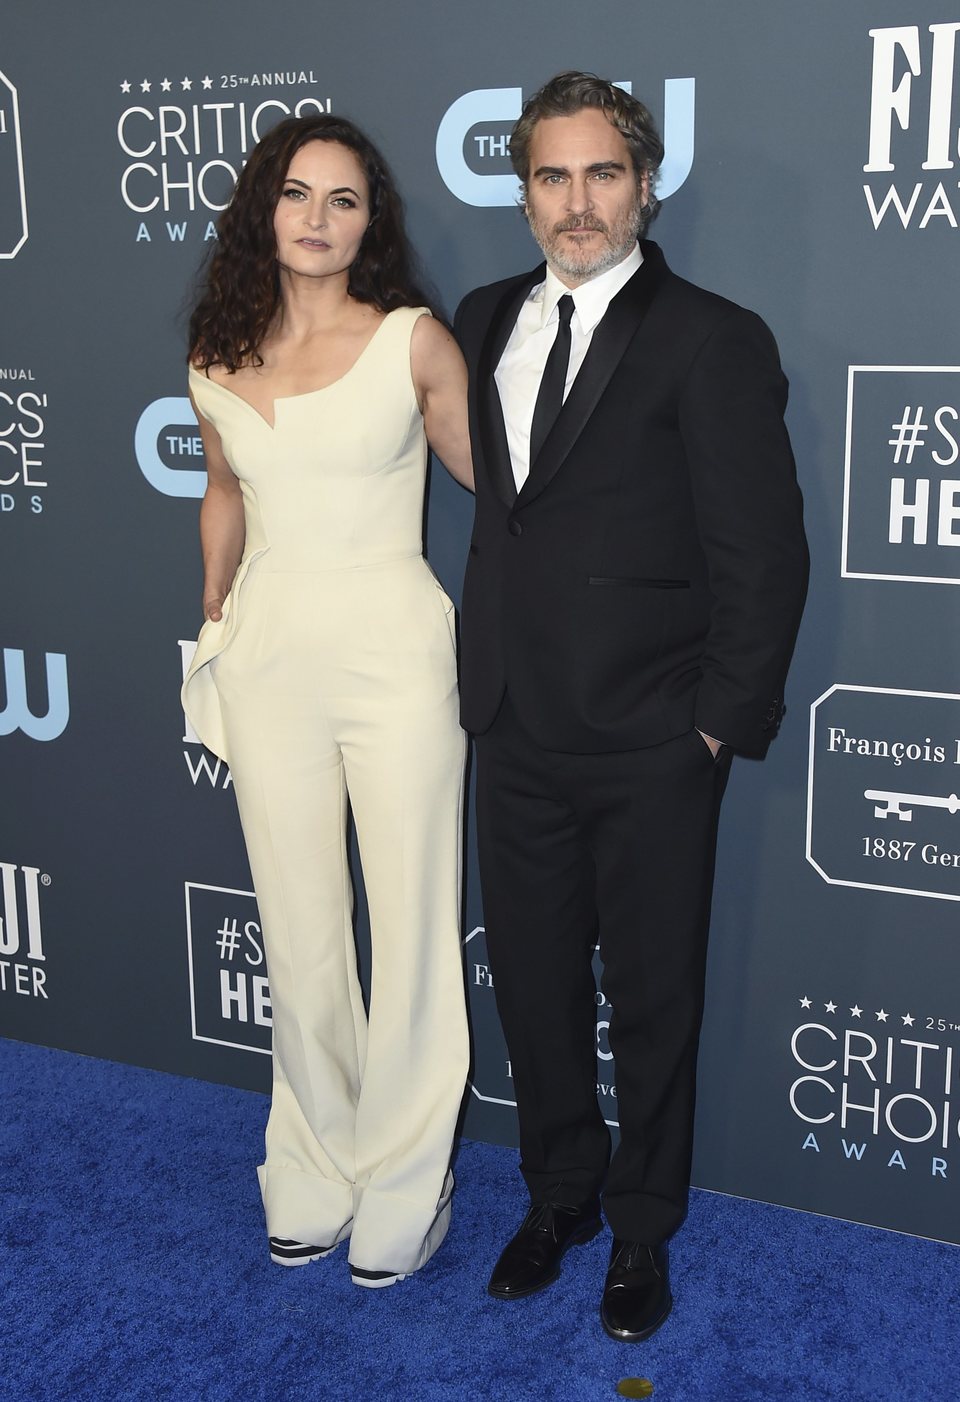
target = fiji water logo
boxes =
[0,862,48,999]
[863,23,960,230]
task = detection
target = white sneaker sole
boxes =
[349,1266,408,1289]
[269,1237,336,1267]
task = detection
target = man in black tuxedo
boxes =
[454,72,808,1341]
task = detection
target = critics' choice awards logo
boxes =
[843,367,960,583]
[0,70,28,258]
[467,927,620,1124]
[0,862,49,1000]
[185,882,271,1053]
[1,375,51,517]
[116,69,331,244]
[0,648,69,741]
[436,78,694,207]
[178,639,233,791]
[864,22,960,230]
[790,997,957,1180]
[807,684,960,902]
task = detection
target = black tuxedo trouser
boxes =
[475,693,732,1246]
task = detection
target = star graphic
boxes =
[876,1009,889,1022]
[140,79,151,93]
[901,1013,915,1027]
[181,77,193,91]
[799,996,812,1010]
[201,75,213,90]
[850,1005,863,1018]
[120,80,131,93]
[160,78,172,92]
[825,1001,837,1014]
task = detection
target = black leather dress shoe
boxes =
[487,1199,602,1299]
[600,1240,672,1342]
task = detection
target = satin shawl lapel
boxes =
[477,266,544,508]
[517,249,667,509]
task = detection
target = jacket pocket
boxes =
[587,576,690,588]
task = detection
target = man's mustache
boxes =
[554,218,608,234]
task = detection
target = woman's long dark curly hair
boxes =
[188,114,436,371]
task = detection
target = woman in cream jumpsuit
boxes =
[182,116,472,1287]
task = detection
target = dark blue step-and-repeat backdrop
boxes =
[3,1,958,1246]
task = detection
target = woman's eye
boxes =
[332,197,356,208]
[282,188,305,200]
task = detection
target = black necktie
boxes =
[528,294,575,468]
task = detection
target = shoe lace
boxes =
[524,1200,581,1234]
[613,1241,657,1273]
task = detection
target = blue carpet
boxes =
[2,1038,957,1401]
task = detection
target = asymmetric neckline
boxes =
[190,309,399,431]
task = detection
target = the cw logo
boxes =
[135,398,205,499]
[0,648,69,741]
[436,79,695,207]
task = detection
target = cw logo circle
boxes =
[435,79,696,208]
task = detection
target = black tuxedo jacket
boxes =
[454,241,809,758]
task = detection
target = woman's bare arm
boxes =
[411,316,474,491]
[191,389,245,621]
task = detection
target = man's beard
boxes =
[526,196,643,282]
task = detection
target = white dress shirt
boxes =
[495,243,643,491]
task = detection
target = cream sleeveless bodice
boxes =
[182,306,434,757]
[187,305,430,570]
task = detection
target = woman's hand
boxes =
[203,592,227,622]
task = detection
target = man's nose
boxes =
[565,176,593,213]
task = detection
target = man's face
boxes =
[523,107,646,287]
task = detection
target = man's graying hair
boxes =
[509,72,664,232]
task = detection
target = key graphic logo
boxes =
[807,684,960,902]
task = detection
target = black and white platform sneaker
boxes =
[349,1264,408,1289]
[268,1237,336,1267]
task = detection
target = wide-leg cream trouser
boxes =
[212,554,469,1277]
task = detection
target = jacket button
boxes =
[508,520,523,536]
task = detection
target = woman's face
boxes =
[273,139,371,282]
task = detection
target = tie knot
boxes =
[555,294,574,328]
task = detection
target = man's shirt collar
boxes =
[538,243,643,334]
